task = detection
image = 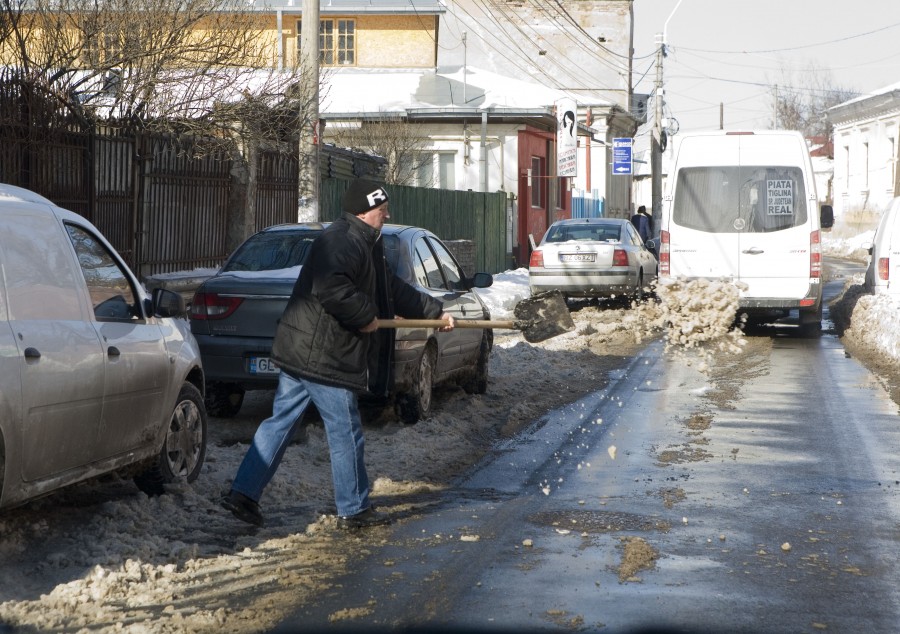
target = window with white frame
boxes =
[297,19,355,66]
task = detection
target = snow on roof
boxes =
[321,65,612,116]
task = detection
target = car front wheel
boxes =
[462,331,491,395]
[135,382,207,496]
[396,344,436,424]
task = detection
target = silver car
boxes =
[190,223,494,423]
[528,217,658,301]
[0,184,208,510]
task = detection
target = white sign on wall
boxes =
[556,97,578,178]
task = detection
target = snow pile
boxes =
[843,293,900,363]
[638,278,746,372]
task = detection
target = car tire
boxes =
[462,331,491,395]
[205,383,245,418]
[633,270,646,303]
[134,382,207,496]
[396,343,436,424]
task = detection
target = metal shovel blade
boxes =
[513,290,575,343]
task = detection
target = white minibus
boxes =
[658,130,834,331]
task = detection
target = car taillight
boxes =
[879,257,890,281]
[529,250,544,268]
[191,291,244,320]
[659,230,670,276]
[612,248,628,267]
[810,230,821,278]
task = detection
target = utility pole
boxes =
[650,0,682,232]
[299,0,320,221]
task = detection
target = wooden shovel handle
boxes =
[377,318,517,330]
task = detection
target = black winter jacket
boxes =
[271,213,444,394]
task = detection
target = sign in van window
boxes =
[766,179,794,216]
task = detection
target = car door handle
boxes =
[24,347,41,359]
[742,247,765,255]
[108,346,121,357]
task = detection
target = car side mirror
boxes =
[820,204,835,229]
[471,272,494,289]
[151,287,187,318]
[645,239,656,251]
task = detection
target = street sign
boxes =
[612,137,632,175]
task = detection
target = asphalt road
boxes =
[278,261,900,633]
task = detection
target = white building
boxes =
[829,81,900,217]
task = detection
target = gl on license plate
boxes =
[249,357,280,374]
[559,253,596,262]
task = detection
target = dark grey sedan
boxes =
[190,223,494,423]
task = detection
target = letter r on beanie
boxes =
[366,188,388,208]
[343,179,390,215]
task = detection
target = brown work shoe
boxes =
[337,507,392,530]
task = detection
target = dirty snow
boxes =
[0,228,891,633]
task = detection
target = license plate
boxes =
[559,253,596,262]
[249,357,280,374]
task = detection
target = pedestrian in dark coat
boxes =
[630,204,652,244]
[221,179,455,530]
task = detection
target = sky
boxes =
[631,0,900,137]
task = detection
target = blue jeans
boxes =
[231,371,370,517]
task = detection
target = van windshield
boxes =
[673,166,808,233]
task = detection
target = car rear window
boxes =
[544,224,621,243]
[673,166,808,233]
[223,230,321,272]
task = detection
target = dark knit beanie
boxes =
[342,179,389,215]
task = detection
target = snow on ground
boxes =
[0,226,893,633]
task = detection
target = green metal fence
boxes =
[320,179,508,275]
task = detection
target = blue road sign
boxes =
[612,137,633,175]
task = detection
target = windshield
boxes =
[222,230,321,272]
[673,165,808,233]
[544,223,622,243]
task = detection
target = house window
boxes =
[297,19,356,66]
[863,142,869,189]
[889,138,896,190]
[530,157,544,208]
[438,153,455,189]
[411,152,455,189]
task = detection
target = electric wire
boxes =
[473,0,598,92]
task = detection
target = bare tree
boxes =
[768,61,859,138]
[328,115,433,186]
[0,0,318,141]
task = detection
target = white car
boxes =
[865,196,900,296]
[528,218,658,301]
[0,184,208,510]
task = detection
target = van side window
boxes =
[674,166,807,233]
[1,212,83,320]
[65,224,141,321]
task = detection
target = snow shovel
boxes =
[377,290,575,343]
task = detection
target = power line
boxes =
[678,20,900,54]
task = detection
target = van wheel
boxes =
[396,344,436,424]
[205,383,245,418]
[799,304,823,337]
[135,382,207,496]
